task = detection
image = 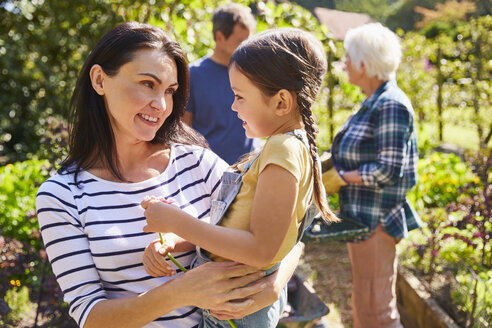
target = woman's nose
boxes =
[151,94,167,112]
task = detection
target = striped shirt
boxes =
[36,144,229,328]
[332,80,421,238]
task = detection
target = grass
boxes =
[316,106,491,152]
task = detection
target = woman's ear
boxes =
[359,61,367,74]
[274,89,295,116]
[90,64,106,96]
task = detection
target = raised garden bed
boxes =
[396,266,461,328]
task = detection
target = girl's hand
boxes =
[143,239,177,277]
[141,195,173,209]
[141,196,177,233]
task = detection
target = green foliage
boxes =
[0,159,51,249]
[0,0,331,165]
[2,286,33,323]
[0,0,124,164]
[408,152,476,211]
[385,0,444,31]
[453,270,492,328]
[400,149,491,327]
[334,0,394,22]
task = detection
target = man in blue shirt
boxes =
[183,3,259,165]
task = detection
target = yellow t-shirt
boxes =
[208,133,314,269]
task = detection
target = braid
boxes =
[229,27,338,222]
[299,97,339,223]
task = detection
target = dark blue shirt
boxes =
[187,56,260,165]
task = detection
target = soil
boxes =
[299,240,354,328]
[301,241,468,328]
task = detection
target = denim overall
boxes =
[196,130,318,328]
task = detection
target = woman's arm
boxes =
[84,261,268,328]
[357,101,413,187]
[143,163,297,268]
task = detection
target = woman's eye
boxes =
[234,94,243,100]
[142,81,154,88]
[165,88,177,95]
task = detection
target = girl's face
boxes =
[94,48,179,145]
[229,64,279,139]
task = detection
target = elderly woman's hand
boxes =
[322,166,347,195]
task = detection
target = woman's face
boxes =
[96,48,179,144]
[345,55,365,88]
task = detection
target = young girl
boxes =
[142,28,338,328]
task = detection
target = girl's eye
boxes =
[234,94,243,100]
[165,88,177,95]
[142,81,154,88]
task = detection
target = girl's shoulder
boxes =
[265,132,308,152]
[261,133,310,164]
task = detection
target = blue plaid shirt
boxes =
[332,80,421,238]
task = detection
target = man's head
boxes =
[212,3,256,59]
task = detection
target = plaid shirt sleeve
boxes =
[358,100,412,187]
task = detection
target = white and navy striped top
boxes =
[36,144,229,328]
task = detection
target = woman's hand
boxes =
[174,261,268,312]
[209,242,303,320]
[322,166,347,195]
[209,269,282,320]
[143,239,176,277]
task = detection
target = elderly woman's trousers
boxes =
[347,225,403,328]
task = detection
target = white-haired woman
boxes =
[322,23,421,328]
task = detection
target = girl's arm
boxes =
[143,163,298,268]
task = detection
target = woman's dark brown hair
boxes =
[230,28,338,222]
[61,22,206,184]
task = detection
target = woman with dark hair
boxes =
[36,22,300,328]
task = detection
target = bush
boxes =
[408,152,477,211]
[0,159,51,250]
[1,286,33,324]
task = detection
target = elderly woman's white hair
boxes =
[344,23,402,80]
